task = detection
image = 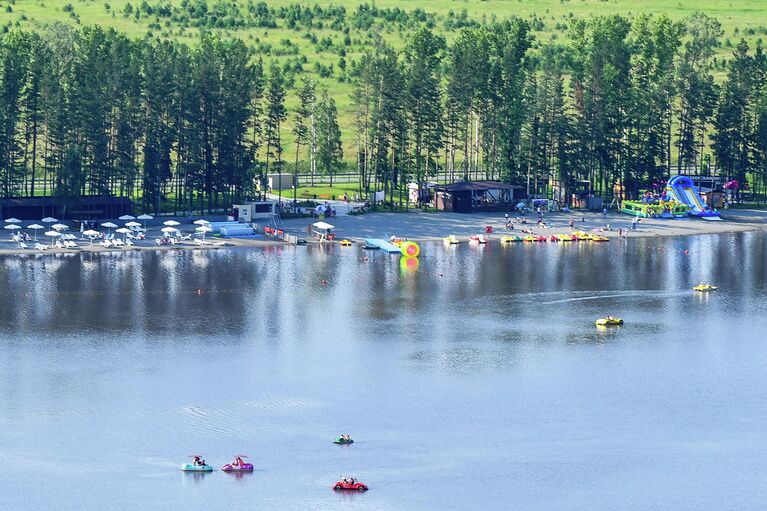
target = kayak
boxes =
[181,463,213,472]
[334,438,354,444]
[595,317,624,326]
[222,463,254,472]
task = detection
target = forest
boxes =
[1,9,767,214]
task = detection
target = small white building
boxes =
[233,201,277,222]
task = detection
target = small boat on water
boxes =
[444,235,460,244]
[339,239,352,246]
[693,283,718,292]
[595,317,624,327]
[182,456,213,472]
[501,235,523,243]
[469,234,487,244]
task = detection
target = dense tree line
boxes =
[0,24,342,215]
[355,13,767,206]
[2,12,767,217]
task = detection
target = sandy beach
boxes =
[1,208,766,256]
[278,208,767,242]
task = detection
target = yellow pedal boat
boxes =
[595,317,624,326]
[693,283,717,292]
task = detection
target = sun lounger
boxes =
[113,238,124,247]
[19,242,28,249]
[194,238,204,246]
[101,240,112,247]
[180,234,192,241]
[35,243,47,251]
[125,238,134,246]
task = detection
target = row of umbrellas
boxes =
[4,216,214,245]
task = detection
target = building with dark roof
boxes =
[433,181,524,213]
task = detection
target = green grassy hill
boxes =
[3,0,766,162]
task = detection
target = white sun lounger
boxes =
[19,242,28,249]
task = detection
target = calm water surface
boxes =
[1,233,767,510]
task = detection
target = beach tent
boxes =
[312,221,334,242]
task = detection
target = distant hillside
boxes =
[2,0,766,159]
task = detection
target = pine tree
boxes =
[263,62,287,201]
[315,90,343,186]
[292,77,315,209]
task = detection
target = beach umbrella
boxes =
[4,218,21,224]
[125,221,141,228]
[41,217,57,224]
[115,227,131,241]
[193,219,211,226]
[195,225,212,243]
[160,226,178,235]
[4,224,21,241]
[83,229,100,245]
[118,214,135,221]
[163,220,180,227]
[137,214,153,229]
[45,230,60,246]
[27,223,43,240]
[52,223,68,231]
[101,222,118,233]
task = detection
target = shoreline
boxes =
[1,209,765,257]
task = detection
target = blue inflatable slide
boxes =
[665,176,721,220]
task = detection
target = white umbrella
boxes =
[27,223,43,240]
[3,224,21,230]
[101,222,118,233]
[163,220,180,227]
[52,223,68,231]
[83,229,100,245]
[118,215,135,221]
[193,219,211,226]
[45,230,61,246]
[125,221,141,227]
[4,218,21,224]
[115,227,131,240]
[160,226,178,234]
[195,225,212,243]
[137,214,153,229]
[41,217,57,223]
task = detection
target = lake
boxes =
[1,232,767,510]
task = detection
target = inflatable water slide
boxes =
[665,176,721,220]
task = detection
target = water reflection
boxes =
[0,232,767,510]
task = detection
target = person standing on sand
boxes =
[602,207,608,219]
[632,217,638,230]
[568,217,574,230]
